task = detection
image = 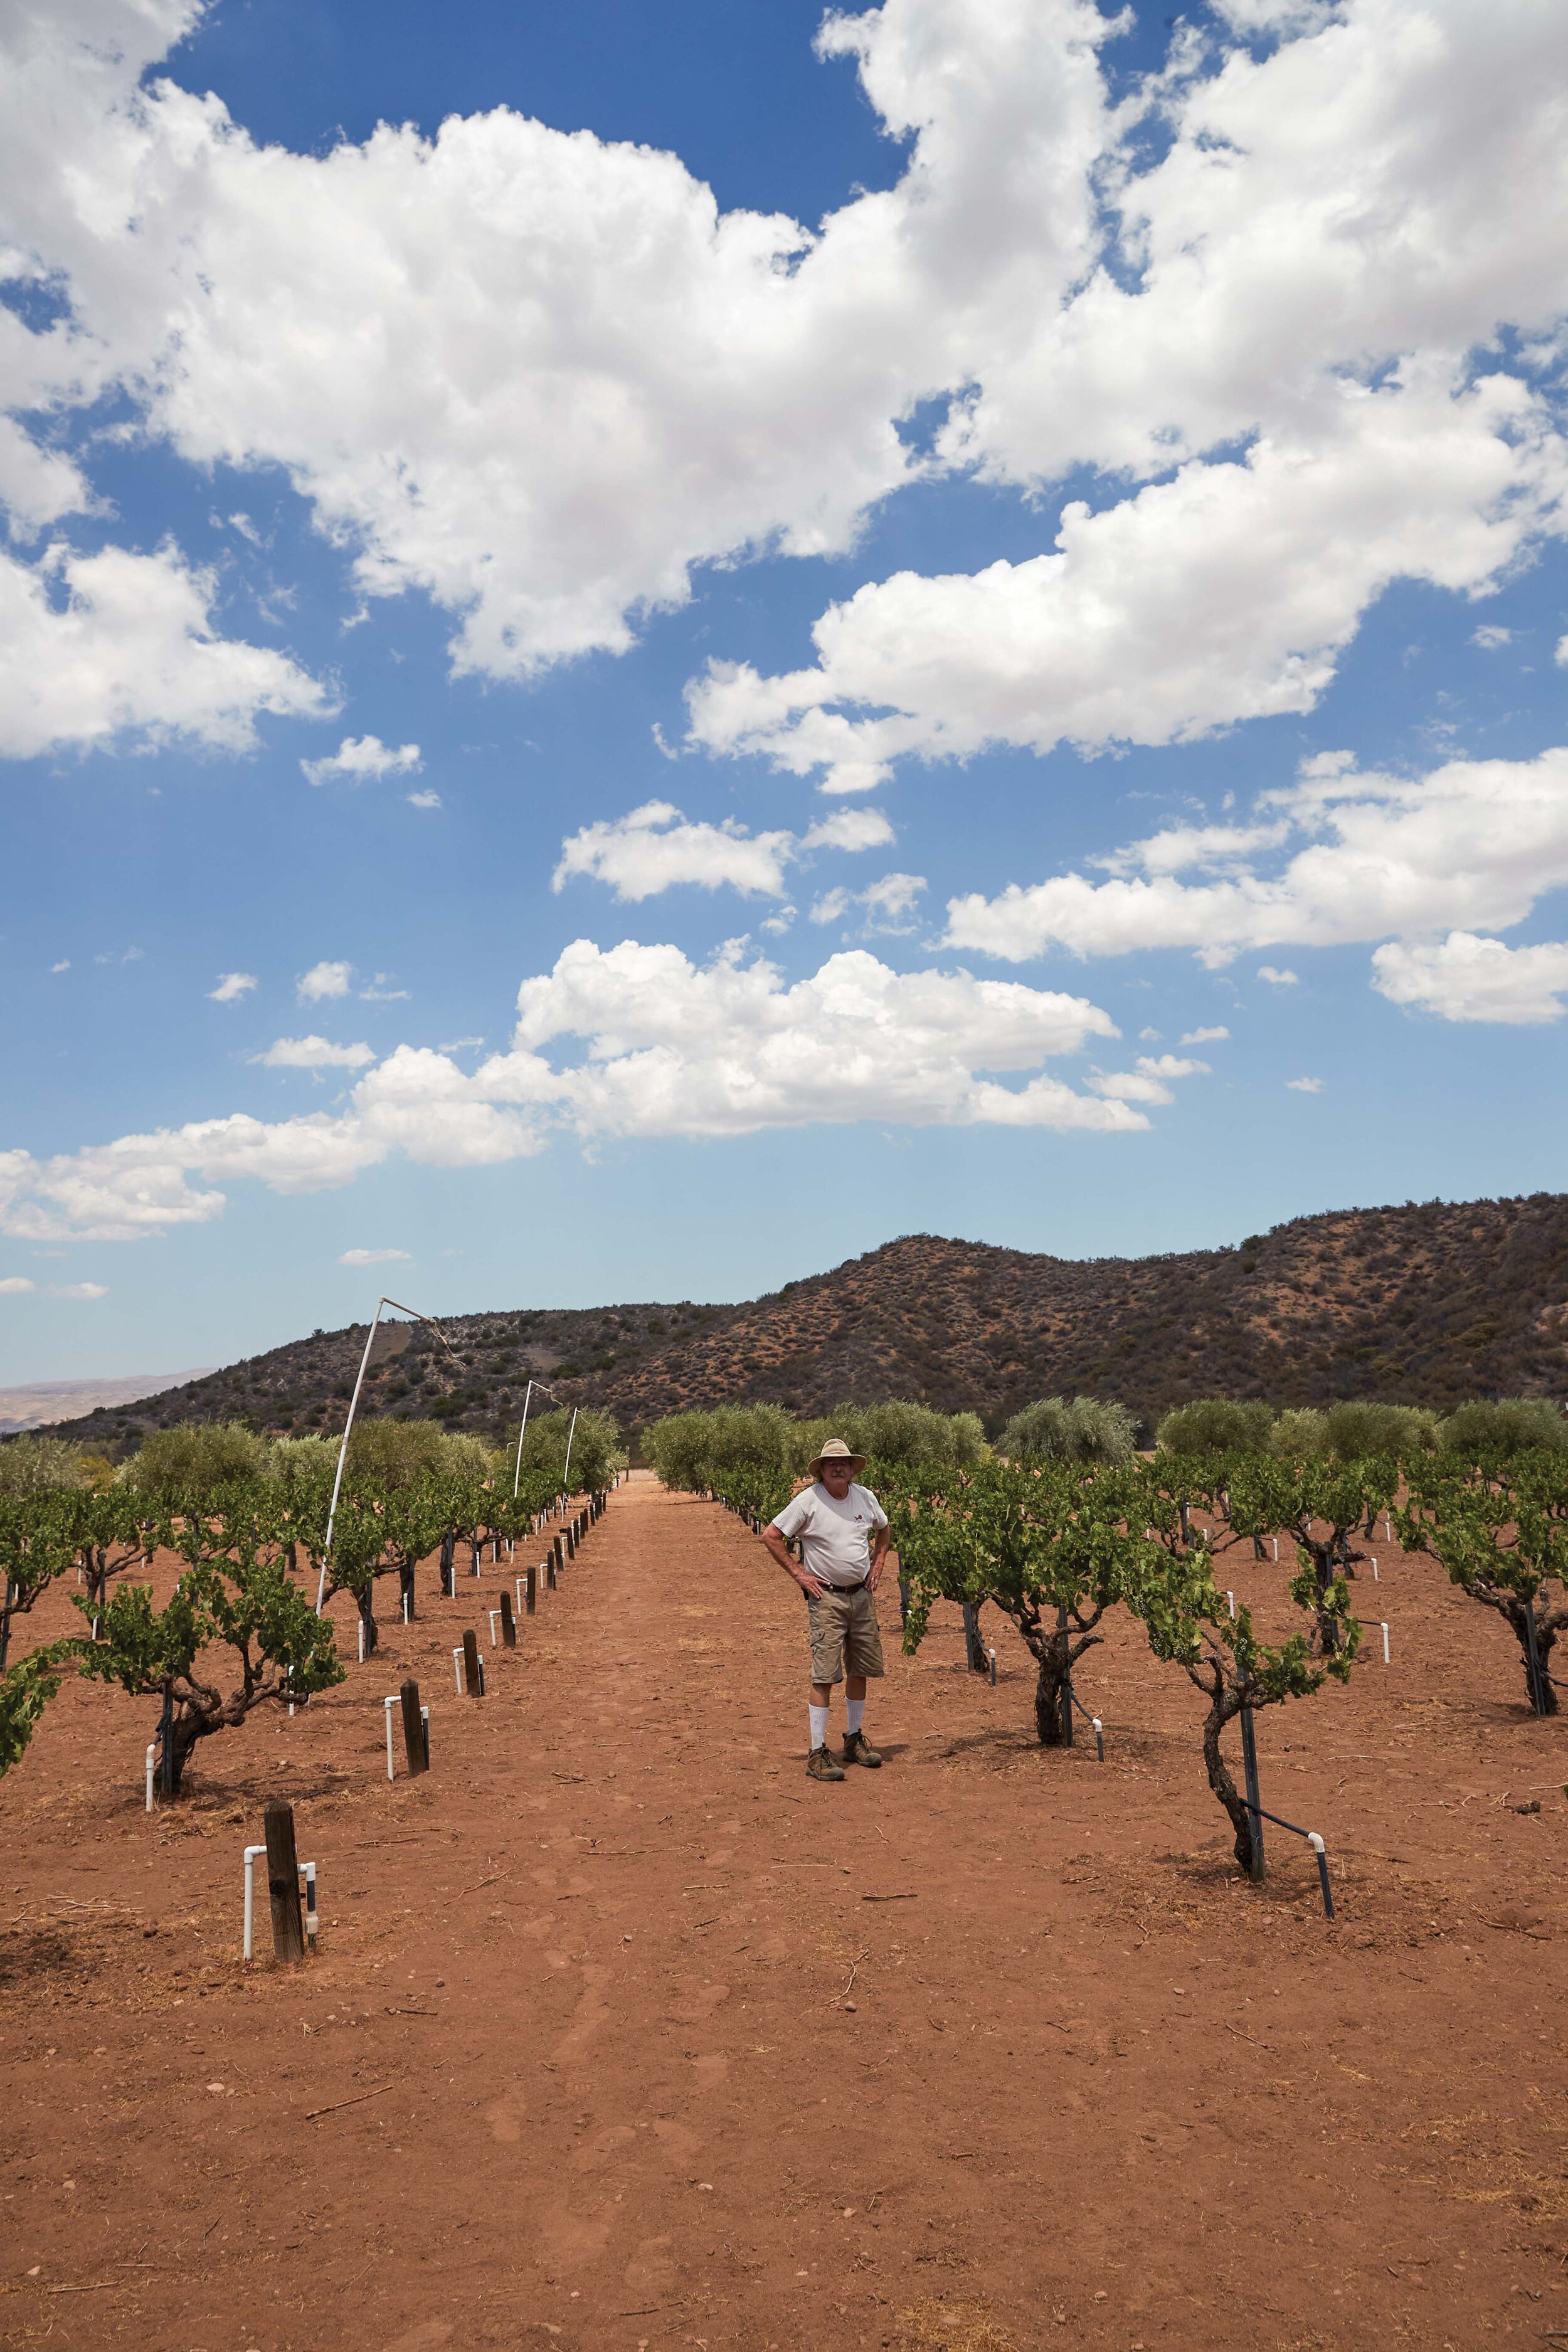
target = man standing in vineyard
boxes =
[762,1438,890,1782]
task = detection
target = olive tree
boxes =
[999,1396,1136,1465]
[1439,1398,1568,1462]
[1156,1399,1274,1456]
[795,1402,986,1470]
[123,1421,267,1498]
[517,1406,623,1495]
[0,1435,93,1496]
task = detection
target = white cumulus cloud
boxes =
[1371,933,1568,1025]
[554,802,798,903]
[487,939,1135,1140]
[297,960,352,1002]
[300,734,422,786]
[553,800,896,903]
[1286,1076,1324,1093]
[0,0,1565,778]
[339,1246,412,1266]
[51,1280,108,1298]
[251,1036,377,1071]
[208,972,257,1002]
[1089,1052,1210,1106]
[0,936,1149,1238]
[941,745,1568,1017]
[686,366,1568,792]
[811,872,929,935]
[0,1275,36,1294]
[0,541,332,760]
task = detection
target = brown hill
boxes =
[33,1190,1568,1453]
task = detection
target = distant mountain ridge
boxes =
[0,1370,215,1435]
[29,1191,1568,1451]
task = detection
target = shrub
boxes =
[1323,1401,1438,1459]
[1157,1399,1274,1456]
[0,1436,93,1497]
[514,1407,623,1494]
[794,1402,987,1471]
[644,1411,716,1491]
[1268,1407,1332,1460]
[999,1395,1136,1465]
[1439,1398,1568,1462]
[123,1421,267,1497]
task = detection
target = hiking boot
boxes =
[842,1729,882,1769]
[807,1744,846,1782]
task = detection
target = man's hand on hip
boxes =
[795,1571,829,1600]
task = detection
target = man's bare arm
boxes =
[867,1522,891,1591]
[761,1523,827,1599]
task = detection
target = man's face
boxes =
[820,1459,854,1496]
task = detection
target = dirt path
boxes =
[3,1471,1567,2351]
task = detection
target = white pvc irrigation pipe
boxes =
[244,1850,317,1961]
[1380,1621,1391,1663]
[242,1845,266,1960]
[383,1695,398,1781]
[144,1743,156,1814]
[317,1293,461,1614]
[512,1376,559,1498]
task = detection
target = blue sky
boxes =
[2,0,1566,1380]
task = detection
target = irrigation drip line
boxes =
[1242,1798,1336,1922]
[1244,1800,1313,1841]
[1065,1683,1106,1760]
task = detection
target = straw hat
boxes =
[810,1437,865,1477]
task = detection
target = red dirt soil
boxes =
[3,1472,1566,2352]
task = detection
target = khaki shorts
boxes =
[806,1582,885,1685]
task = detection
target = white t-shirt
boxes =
[771,1481,888,1589]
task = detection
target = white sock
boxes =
[845,1698,865,1735]
[809,1705,830,1751]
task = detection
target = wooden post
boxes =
[264,1798,305,1964]
[553,1535,564,1578]
[524,1565,536,1614]
[462,1629,482,1695]
[499,1589,516,1648]
[566,1523,576,1560]
[400,1678,427,1776]
[546,1557,557,1590]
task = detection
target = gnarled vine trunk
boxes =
[1200,1687,1255,1873]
